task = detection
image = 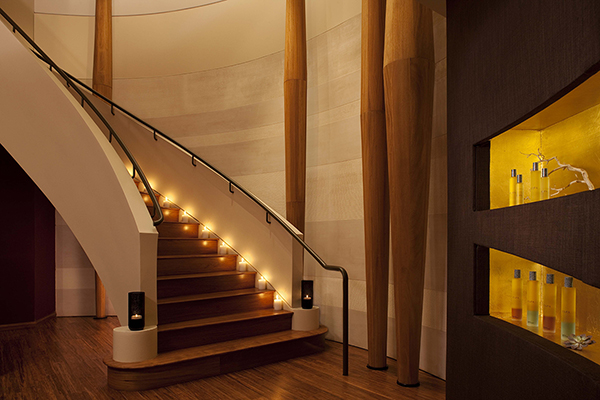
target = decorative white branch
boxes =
[521,150,595,195]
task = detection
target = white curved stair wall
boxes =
[0,22,158,327]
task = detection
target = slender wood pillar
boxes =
[93,0,112,99]
[361,0,390,370]
[383,0,434,386]
[284,0,307,233]
[93,0,112,318]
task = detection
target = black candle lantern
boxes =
[128,291,145,331]
[301,280,313,309]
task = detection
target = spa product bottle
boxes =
[516,175,524,205]
[509,169,518,206]
[526,271,539,327]
[511,269,522,320]
[540,167,550,200]
[561,276,576,340]
[531,162,541,202]
[542,273,556,333]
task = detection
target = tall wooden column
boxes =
[93,0,112,99]
[284,0,307,233]
[93,0,112,318]
[361,0,390,370]
[384,0,434,386]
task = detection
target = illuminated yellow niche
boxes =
[490,71,600,209]
[489,249,600,365]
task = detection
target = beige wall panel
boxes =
[0,0,34,36]
[56,268,95,290]
[433,12,447,63]
[144,97,284,139]
[35,0,222,17]
[33,14,94,80]
[112,0,285,78]
[432,59,447,139]
[307,100,359,130]
[187,136,284,177]
[307,70,360,117]
[424,213,447,293]
[176,121,284,148]
[419,325,447,379]
[429,135,448,215]
[113,52,284,118]
[304,219,365,280]
[306,116,361,168]
[305,0,360,42]
[305,159,363,223]
[422,289,447,331]
[306,14,361,88]
[232,171,285,216]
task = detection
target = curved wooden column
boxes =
[284,0,307,233]
[93,0,112,318]
[93,0,112,99]
[361,0,390,370]
[383,0,434,386]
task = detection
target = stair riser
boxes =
[159,292,274,324]
[146,206,180,222]
[158,239,218,256]
[158,255,237,276]
[141,193,160,207]
[158,273,256,298]
[158,313,292,353]
[157,223,199,238]
[107,332,327,391]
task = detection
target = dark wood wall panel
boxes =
[0,145,55,326]
[447,0,600,398]
[475,190,600,288]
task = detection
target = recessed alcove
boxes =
[488,249,600,366]
[484,69,600,210]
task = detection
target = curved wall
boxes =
[28,0,447,379]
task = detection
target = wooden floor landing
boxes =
[0,317,445,399]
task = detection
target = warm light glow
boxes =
[259,276,266,281]
[203,226,211,232]
[183,211,187,216]
[275,294,280,300]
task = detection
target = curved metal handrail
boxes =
[0,7,348,375]
[0,8,163,227]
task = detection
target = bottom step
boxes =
[104,326,328,391]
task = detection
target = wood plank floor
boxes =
[0,317,445,399]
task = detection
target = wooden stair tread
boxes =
[157,254,236,260]
[105,326,327,369]
[158,309,292,332]
[157,271,256,281]
[159,221,200,226]
[158,288,272,305]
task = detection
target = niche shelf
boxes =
[476,69,600,211]
[488,249,600,366]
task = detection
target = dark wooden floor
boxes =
[0,317,445,399]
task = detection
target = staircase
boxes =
[104,187,327,391]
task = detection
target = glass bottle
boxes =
[511,269,522,320]
[509,169,518,206]
[540,167,550,200]
[516,174,524,205]
[561,276,576,340]
[542,273,556,333]
[526,271,539,327]
[530,162,541,202]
